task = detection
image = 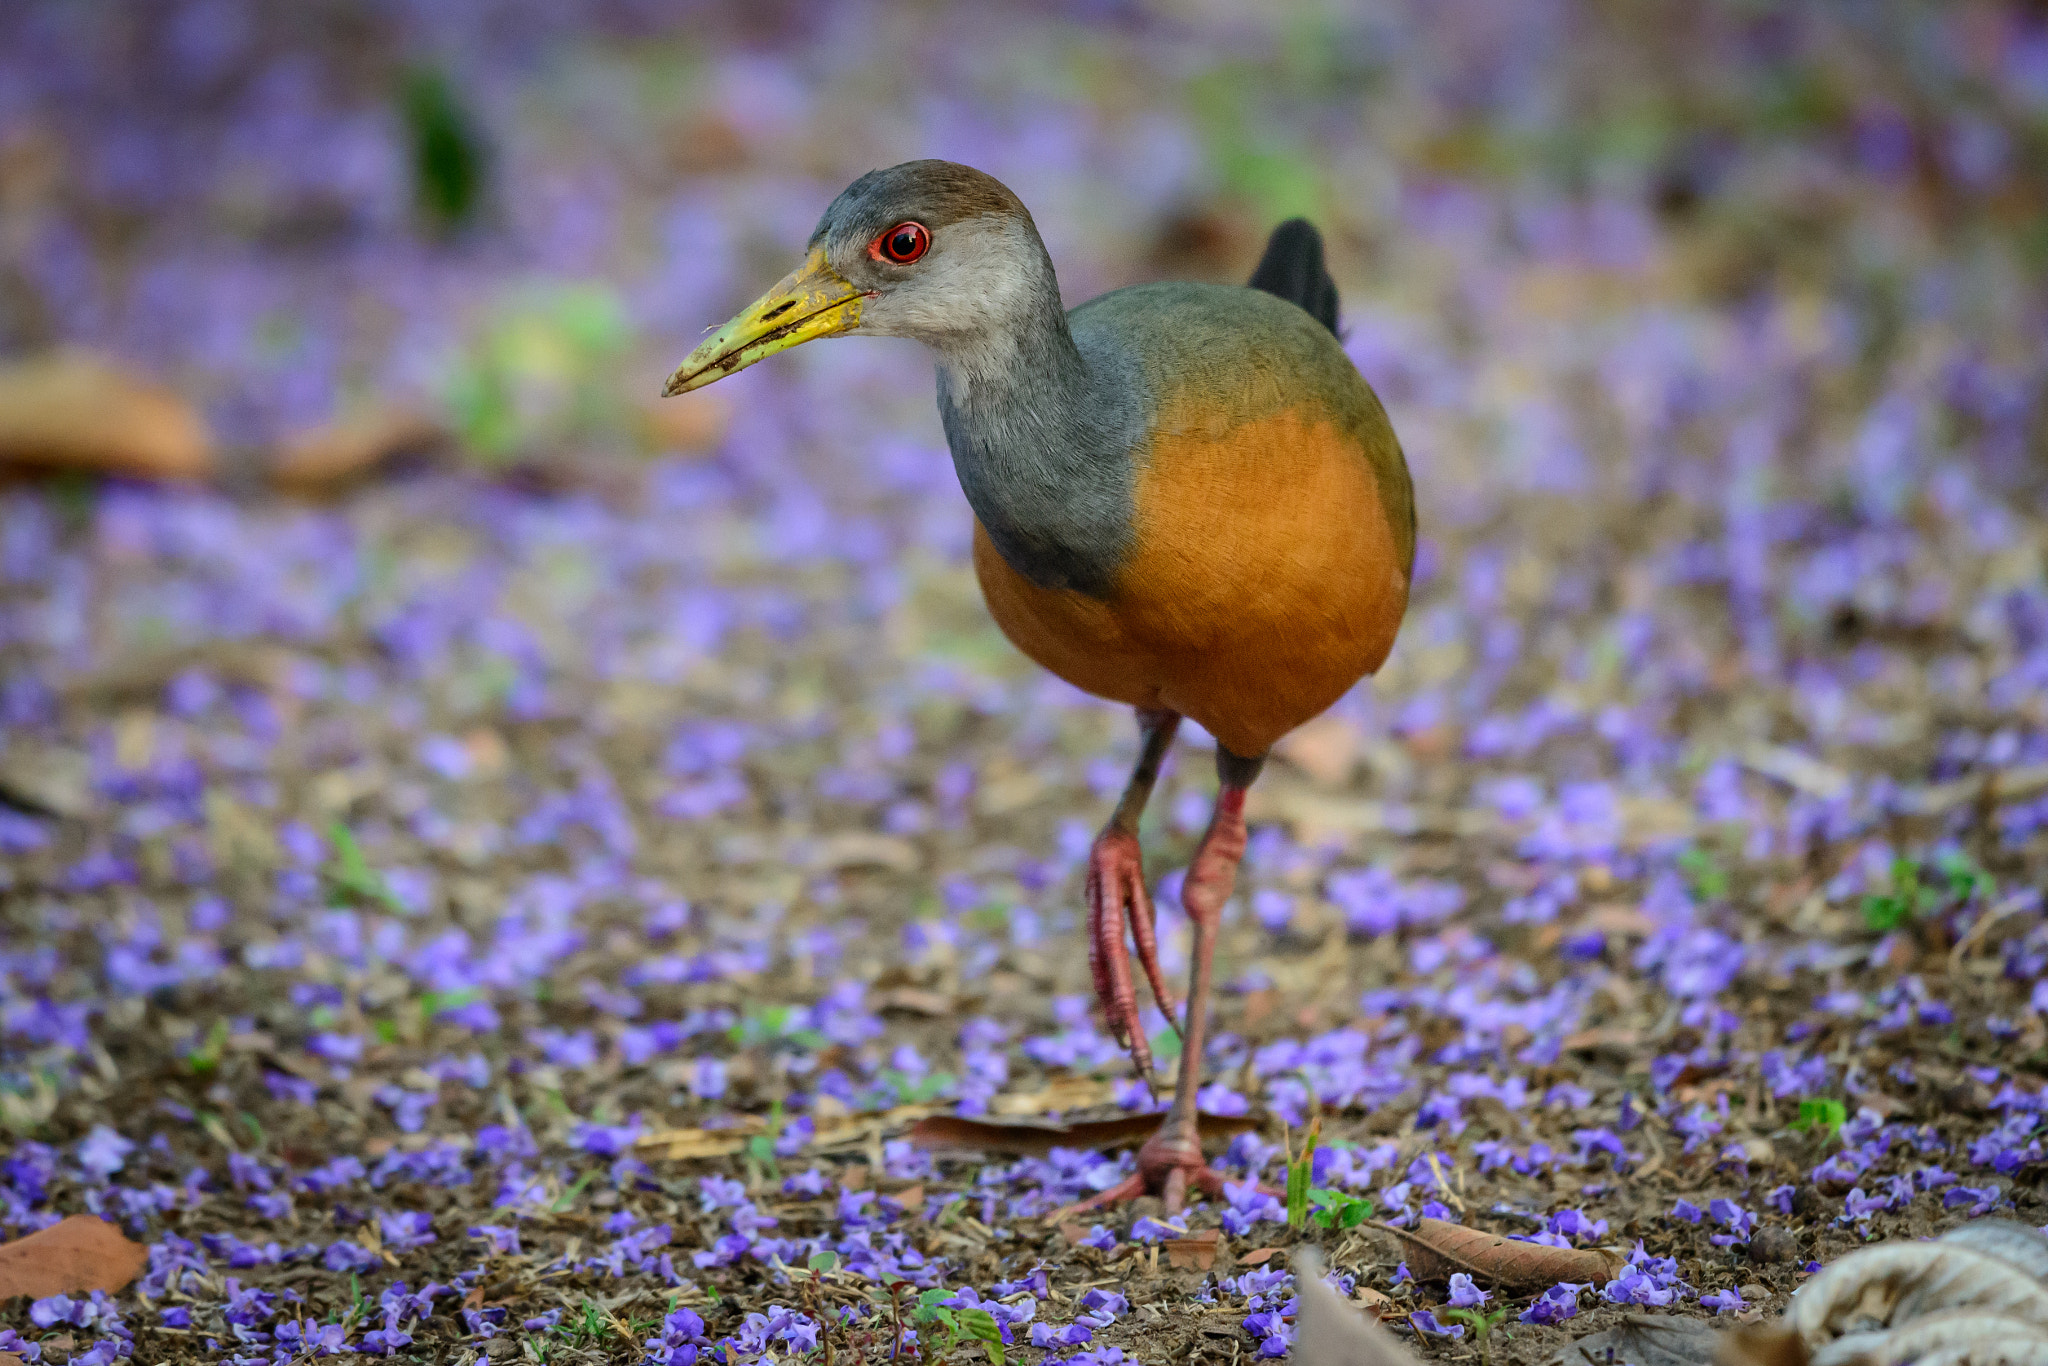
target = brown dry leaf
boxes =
[1240,1247,1280,1266]
[2,1350,25,1366]
[1563,1026,1641,1053]
[0,1214,148,1299]
[271,406,444,493]
[1369,1218,1624,1291]
[907,1110,1258,1158]
[1354,1288,1393,1319]
[0,351,212,481]
[634,1103,945,1160]
[0,743,93,819]
[1164,1230,1221,1271]
[839,1165,868,1191]
[988,1075,1120,1116]
[889,1184,925,1213]
[1058,1222,1089,1247]
[874,988,955,1018]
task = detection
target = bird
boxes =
[664,160,1414,1213]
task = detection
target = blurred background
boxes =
[4,0,2044,488]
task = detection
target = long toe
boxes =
[1085,844,1150,1074]
[1122,864,1179,1027]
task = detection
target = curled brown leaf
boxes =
[906,1110,1258,1158]
[1368,1217,1624,1291]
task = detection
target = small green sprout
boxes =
[1307,1188,1376,1230]
[1677,847,1729,901]
[1284,1116,1321,1230]
[325,823,406,915]
[1791,1097,1847,1138]
[185,1018,230,1076]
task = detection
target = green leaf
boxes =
[1861,892,1910,932]
[400,67,488,231]
[185,1017,230,1076]
[1677,847,1729,900]
[1791,1097,1847,1137]
[808,1251,839,1272]
[1285,1154,1312,1230]
[325,822,407,915]
[551,1168,599,1213]
[957,1308,1007,1366]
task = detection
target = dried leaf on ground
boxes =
[1369,1218,1624,1291]
[634,1103,948,1160]
[1164,1230,1220,1270]
[905,1110,1258,1157]
[0,744,93,818]
[0,1214,148,1299]
[0,351,212,480]
[1552,1316,1721,1366]
[1294,1250,1420,1366]
[271,406,444,493]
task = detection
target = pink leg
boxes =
[1058,761,1261,1219]
[1086,710,1179,1076]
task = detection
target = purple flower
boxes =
[1446,1273,1489,1308]
[1701,1288,1746,1314]
[1670,1198,1701,1223]
[1945,1184,2005,1215]
[1519,1283,1583,1325]
[1409,1311,1465,1339]
[76,1128,133,1181]
[1708,1198,1755,1244]
[379,1211,436,1252]
[322,1240,381,1273]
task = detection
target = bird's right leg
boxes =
[1088,707,1181,1077]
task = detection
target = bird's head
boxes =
[662,160,1049,396]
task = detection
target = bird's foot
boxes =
[1048,1125,1231,1221]
[1085,828,1178,1078]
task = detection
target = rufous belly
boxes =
[971,406,1409,758]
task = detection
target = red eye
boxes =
[874,221,930,264]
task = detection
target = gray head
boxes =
[663,160,1061,395]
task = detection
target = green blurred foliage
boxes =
[401,67,489,232]
[442,284,635,464]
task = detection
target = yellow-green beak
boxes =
[662,249,867,396]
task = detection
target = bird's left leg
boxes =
[1059,745,1264,1218]
[1088,708,1181,1078]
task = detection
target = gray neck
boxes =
[933,273,1137,599]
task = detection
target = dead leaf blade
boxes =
[906,1110,1258,1157]
[1368,1218,1623,1291]
[0,1214,148,1300]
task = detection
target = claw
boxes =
[1087,828,1176,1077]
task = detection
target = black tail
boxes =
[1248,218,1339,336]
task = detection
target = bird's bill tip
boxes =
[661,250,866,397]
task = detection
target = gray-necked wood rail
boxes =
[665,160,1414,1213]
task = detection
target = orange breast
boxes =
[972,404,1410,757]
